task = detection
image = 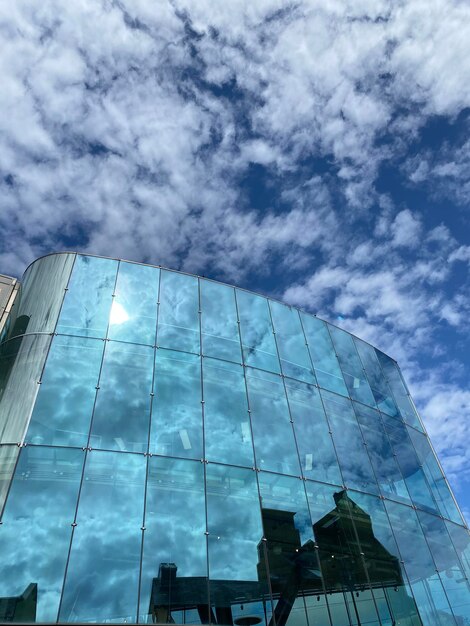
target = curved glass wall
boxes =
[0,253,469,625]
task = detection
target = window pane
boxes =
[300,314,348,396]
[60,450,146,623]
[246,368,300,476]
[140,457,208,625]
[321,390,378,494]
[57,255,117,338]
[108,262,159,346]
[158,270,199,354]
[201,280,241,363]
[328,326,376,407]
[90,341,153,453]
[354,339,399,417]
[26,335,103,447]
[354,403,410,504]
[0,445,18,517]
[203,358,254,467]
[445,521,470,583]
[150,349,202,459]
[206,464,271,626]
[269,302,314,383]
[237,290,280,374]
[0,446,83,623]
[286,379,342,485]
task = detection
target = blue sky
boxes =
[0,0,469,520]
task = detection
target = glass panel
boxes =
[57,255,117,338]
[328,326,376,408]
[203,358,254,467]
[353,403,411,504]
[383,416,437,514]
[206,464,271,626]
[59,450,146,623]
[305,594,332,626]
[385,500,456,626]
[158,270,199,354]
[90,341,153,453]
[445,522,470,582]
[26,335,103,447]
[0,445,18,517]
[150,349,202,459]
[140,457,208,625]
[246,368,301,476]
[300,314,348,397]
[418,511,470,625]
[285,379,342,485]
[0,446,83,623]
[258,472,324,624]
[375,352,423,431]
[0,333,50,444]
[236,290,280,374]
[407,427,463,524]
[108,262,159,346]
[200,280,241,363]
[269,302,314,383]
[320,390,378,494]
[354,339,399,417]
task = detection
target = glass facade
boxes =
[0,253,468,625]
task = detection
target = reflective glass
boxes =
[140,457,208,625]
[158,270,199,354]
[200,280,241,363]
[383,416,437,513]
[108,262,159,346]
[90,341,153,452]
[285,378,342,485]
[0,445,18,517]
[417,511,470,624]
[4,253,74,340]
[151,349,202,459]
[375,351,423,431]
[353,403,410,504]
[0,446,83,623]
[26,335,103,447]
[328,326,376,407]
[57,255,117,338]
[385,500,456,626]
[445,522,470,583]
[203,358,254,467]
[354,339,399,417]
[407,427,463,524]
[246,368,301,476]
[60,450,146,623]
[300,314,348,396]
[320,390,378,494]
[269,301,314,383]
[0,333,50,444]
[236,290,280,374]
[206,464,271,626]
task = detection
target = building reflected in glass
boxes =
[0,252,469,625]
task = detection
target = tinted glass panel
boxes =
[57,255,117,338]
[60,450,145,623]
[354,339,399,417]
[269,302,314,383]
[285,378,342,485]
[26,335,103,447]
[300,314,348,396]
[237,290,280,374]
[151,349,202,459]
[0,446,83,623]
[0,445,18,517]
[90,341,153,452]
[108,262,159,346]
[158,270,199,354]
[200,281,241,363]
[445,522,470,583]
[203,358,254,467]
[140,457,208,624]
[246,368,300,476]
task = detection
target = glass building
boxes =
[0,252,469,625]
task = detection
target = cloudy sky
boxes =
[1,0,469,519]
